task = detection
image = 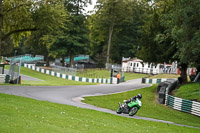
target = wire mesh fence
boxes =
[123,67,177,75]
[51,65,77,76]
[8,59,21,84]
[105,63,122,70]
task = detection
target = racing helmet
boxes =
[137,94,142,99]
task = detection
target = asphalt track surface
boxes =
[0,78,199,129]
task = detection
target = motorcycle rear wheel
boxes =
[129,107,138,116]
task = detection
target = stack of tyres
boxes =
[158,87,166,104]
[157,79,178,104]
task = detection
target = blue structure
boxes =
[8,54,44,63]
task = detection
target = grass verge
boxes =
[77,69,148,80]
[124,72,147,81]
[148,74,179,79]
[174,83,200,102]
[77,69,110,79]
[0,93,199,133]
[83,85,200,127]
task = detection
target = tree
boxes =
[95,0,127,64]
[110,1,149,63]
[138,6,176,63]
[166,0,200,83]
[24,0,91,67]
[138,0,200,83]
[155,0,200,83]
[48,0,91,67]
[0,0,34,56]
[0,0,66,58]
[20,0,66,66]
[46,15,90,67]
[89,0,148,65]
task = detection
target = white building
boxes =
[122,57,177,74]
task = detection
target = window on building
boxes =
[142,63,144,67]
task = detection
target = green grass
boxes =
[77,69,147,80]
[174,83,200,102]
[77,69,110,79]
[4,66,95,86]
[83,85,200,127]
[124,72,147,81]
[148,74,179,79]
[0,93,199,133]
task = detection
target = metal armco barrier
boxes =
[142,78,162,84]
[165,89,200,117]
[141,78,175,84]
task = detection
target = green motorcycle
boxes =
[116,98,142,116]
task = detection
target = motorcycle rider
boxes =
[116,93,142,115]
[125,94,142,103]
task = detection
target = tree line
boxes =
[0,0,199,83]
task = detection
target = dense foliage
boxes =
[89,0,148,64]
[0,0,66,57]
[138,0,200,83]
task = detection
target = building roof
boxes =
[122,57,143,63]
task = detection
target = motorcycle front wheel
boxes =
[129,107,138,116]
[116,107,123,114]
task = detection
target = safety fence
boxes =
[142,78,172,84]
[51,65,77,76]
[122,67,177,75]
[165,93,200,117]
[23,64,114,84]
